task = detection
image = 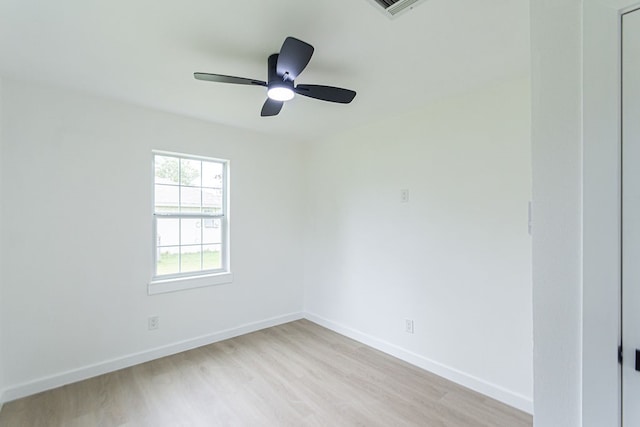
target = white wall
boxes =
[530,0,583,425]
[0,74,536,416]
[0,77,5,406]
[303,77,533,412]
[0,78,305,399]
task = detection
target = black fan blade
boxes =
[194,73,266,87]
[276,37,314,81]
[261,98,284,117]
[295,84,356,104]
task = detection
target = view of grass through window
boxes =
[156,249,221,276]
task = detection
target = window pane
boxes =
[157,218,179,247]
[203,219,222,244]
[202,188,222,214]
[180,186,201,213]
[181,245,202,273]
[180,159,201,187]
[181,218,202,245]
[203,244,222,270]
[202,161,223,188]
[155,156,180,185]
[155,185,179,213]
[157,246,180,276]
[152,154,228,282]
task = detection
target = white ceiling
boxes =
[0,0,529,141]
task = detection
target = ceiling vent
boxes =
[366,0,429,18]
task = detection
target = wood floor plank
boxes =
[0,319,532,427]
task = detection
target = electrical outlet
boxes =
[148,316,159,330]
[405,319,414,334]
[400,189,409,203]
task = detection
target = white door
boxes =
[623,8,640,426]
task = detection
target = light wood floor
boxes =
[0,319,532,427]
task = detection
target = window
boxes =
[149,152,231,294]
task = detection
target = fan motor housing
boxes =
[266,53,295,101]
[268,54,293,84]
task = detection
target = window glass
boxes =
[153,152,228,280]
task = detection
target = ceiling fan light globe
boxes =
[267,86,295,101]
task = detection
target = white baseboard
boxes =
[304,312,534,415]
[1,311,533,416]
[0,312,304,405]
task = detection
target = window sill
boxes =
[148,272,233,295]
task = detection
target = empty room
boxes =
[0,0,632,426]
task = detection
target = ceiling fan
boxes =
[194,37,357,117]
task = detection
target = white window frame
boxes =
[148,150,232,295]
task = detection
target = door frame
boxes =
[583,1,640,426]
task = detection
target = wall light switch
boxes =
[405,319,414,334]
[528,201,532,235]
[401,189,409,203]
